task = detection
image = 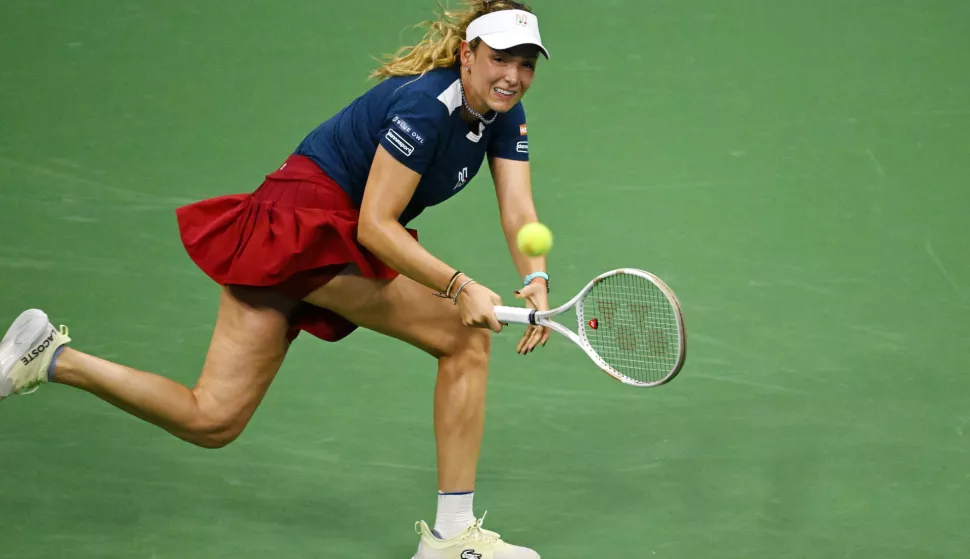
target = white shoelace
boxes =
[460,512,502,545]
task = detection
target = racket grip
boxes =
[494,306,536,325]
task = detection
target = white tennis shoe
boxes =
[411,514,539,559]
[0,309,71,399]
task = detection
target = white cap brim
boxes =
[466,10,550,60]
[478,32,550,60]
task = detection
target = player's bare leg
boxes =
[307,274,540,558]
[1,286,297,448]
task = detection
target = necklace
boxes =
[458,77,497,125]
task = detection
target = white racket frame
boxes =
[494,268,686,387]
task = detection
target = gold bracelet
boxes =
[433,271,463,299]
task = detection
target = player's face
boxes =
[464,42,538,113]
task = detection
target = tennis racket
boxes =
[494,268,686,387]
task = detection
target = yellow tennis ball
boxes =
[517,222,553,257]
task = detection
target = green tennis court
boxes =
[2,1,968,557]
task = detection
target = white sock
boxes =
[433,491,475,540]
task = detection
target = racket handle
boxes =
[494,306,536,325]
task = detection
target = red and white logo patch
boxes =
[519,124,528,136]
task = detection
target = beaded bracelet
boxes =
[433,271,463,299]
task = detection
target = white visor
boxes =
[465,10,550,59]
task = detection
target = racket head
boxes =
[574,269,686,387]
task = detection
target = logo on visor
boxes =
[516,14,528,27]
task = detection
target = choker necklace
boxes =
[458,77,497,125]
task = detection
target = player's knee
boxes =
[188,419,245,449]
[186,401,249,449]
[445,326,491,365]
[195,421,245,449]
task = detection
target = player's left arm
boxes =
[487,102,547,291]
[490,157,545,284]
[490,155,551,353]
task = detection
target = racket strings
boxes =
[582,273,681,384]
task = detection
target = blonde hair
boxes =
[370,0,534,80]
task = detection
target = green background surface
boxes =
[2,1,968,557]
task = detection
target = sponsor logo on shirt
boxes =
[519,124,527,136]
[453,166,469,190]
[385,129,415,157]
[516,140,528,154]
[392,115,425,144]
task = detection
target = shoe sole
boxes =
[0,309,50,397]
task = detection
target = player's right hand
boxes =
[457,282,503,332]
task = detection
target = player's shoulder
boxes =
[502,99,527,119]
[378,67,463,117]
[490,100,527,138]
[397,66,462,99]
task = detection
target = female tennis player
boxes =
[1,1,550,557]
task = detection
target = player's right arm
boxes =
[357,106,503,331]
[357,146,456,294]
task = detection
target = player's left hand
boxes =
[513,280,551,354]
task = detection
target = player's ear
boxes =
[460,41,474,70]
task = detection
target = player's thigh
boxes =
[191,285,299,435]
[304,273,489,359]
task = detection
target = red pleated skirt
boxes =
[174,154,416,342]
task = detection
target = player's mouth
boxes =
[493,87,516,100]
